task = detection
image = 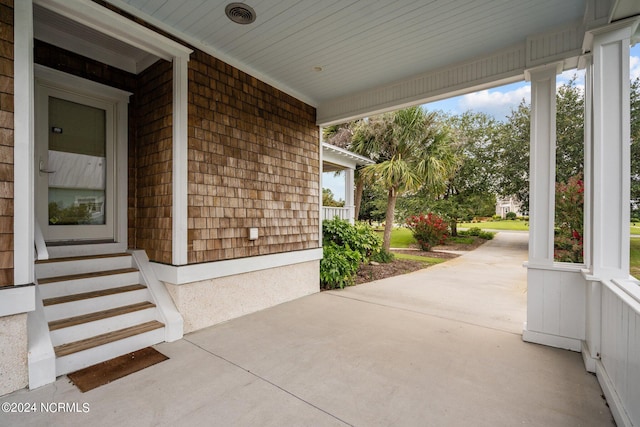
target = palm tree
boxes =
[351,107,457,251]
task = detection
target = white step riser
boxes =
[44,289,150,322]
[39,272,141,299]
[50,308,159,347]
[55,327,165,376]
[36,256,133,279]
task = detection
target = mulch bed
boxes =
[354,237,488,285]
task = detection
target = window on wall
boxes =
[553,70,585,264]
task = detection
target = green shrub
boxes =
[320,242,361,289]
[406,213,448,251]
[323,219,381,259]
[506,212,517,220]
[466,227,483,236]
[320,219,382,289]
[492,214,502,221]
[371,249,395,263]
[554,175,583,263]
[478,230,495,240]
[458,228,495,240]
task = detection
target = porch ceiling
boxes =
[101,0,639,124]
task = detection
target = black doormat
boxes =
[67,347,169,392]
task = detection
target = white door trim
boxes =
[34,65,130,252]
[34,0,192,265]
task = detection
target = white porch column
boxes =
[344,168,355,224]
[523,63,587,352]
[588,20,636,280]
[526,63,562,267]
[172,55,189,266]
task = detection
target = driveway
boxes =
[1,232,613,426]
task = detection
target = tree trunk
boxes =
[382,187,398,252]
[354,178,364,221]
[450,220,458,237]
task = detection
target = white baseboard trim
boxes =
[0,284,35,317]
[152,248,323,285]
[596,359,633,427]
[581,341,597,373]
[522,324,582,352]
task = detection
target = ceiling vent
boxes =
[225,3,256,25]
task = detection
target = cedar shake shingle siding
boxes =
[30,7,320,266]
[0,0,13,287]
[134,60,174,264]
[187,50,320,263]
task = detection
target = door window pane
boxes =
[47,97,107,226]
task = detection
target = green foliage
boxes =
[322,188,344,207]
[631,78,640,215]
[406,212,449,251]
[320,243,361,290]
[492,214,502,221]
[491,77,587,214]
[371,249,395,263]
[505,211,517,220]
[320,219,383,289]
[630,238,640,280]
[458,227,495,240]
[351,106,458,251]
[358,182,387,223]
[48,202,91,225]
[554,174,584,263]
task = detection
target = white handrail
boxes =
[34,221,49,261]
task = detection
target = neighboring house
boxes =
[2,2,640,425]
[496,196,523,218]
[322,142,374,224]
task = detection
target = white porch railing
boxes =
[34,221,48,261]
[322,206,354,223]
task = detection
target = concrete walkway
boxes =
[1,232,613,426]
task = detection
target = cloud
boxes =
[458,85,531,121]
[631,55,640,81]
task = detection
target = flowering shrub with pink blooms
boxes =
[554,174,584,263]
[406,212,449,251]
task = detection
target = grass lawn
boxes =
[631,238,640,280]
[457,220,529,231]
[386,225,640,278]
[631,225,640,235]
[378,227,416,248]
[393,252,447,264]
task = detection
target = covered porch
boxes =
[2,1,640,424]
[1,232,613,426]
[322,142,373,224]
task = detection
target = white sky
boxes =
[324,45,640,201]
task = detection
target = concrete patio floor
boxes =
[1,232,613,426]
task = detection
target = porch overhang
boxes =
[104,0,640,126]
[322,142,374,172]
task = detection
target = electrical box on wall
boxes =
[249,227,259,241]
